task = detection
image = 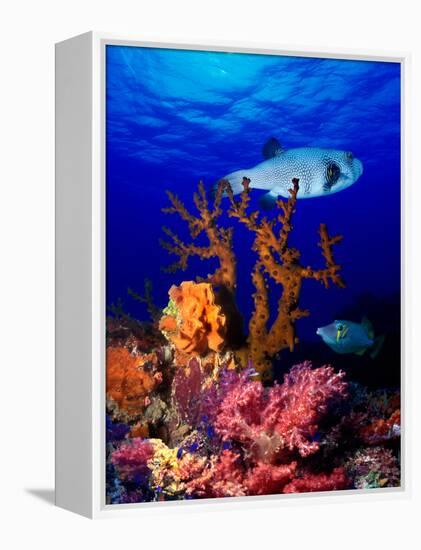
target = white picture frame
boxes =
[55,31,410,518]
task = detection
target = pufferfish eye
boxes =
[337,323,344,331]
[345,151,354,161]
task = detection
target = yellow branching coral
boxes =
[225,177,345,377]
[159,281,227,355]
[160,181,237,291]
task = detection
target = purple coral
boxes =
[111,438,154,483]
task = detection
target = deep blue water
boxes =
[106,45,400,386]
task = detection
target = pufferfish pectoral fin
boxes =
[259,190,279,210]
[262,137,284,160]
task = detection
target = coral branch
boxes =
[301,224,345,288]
[161,182,237,291]
[128,279,161,322]
[227,177,345,377]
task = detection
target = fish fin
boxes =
[361,316,374,339]
[370,335,385,359]
[354,349,366,356]
[262,137,284,159]
[259,191,278,210]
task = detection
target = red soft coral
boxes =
[215,361,347,461]
[283,467,349,494]
[245,461,297,495]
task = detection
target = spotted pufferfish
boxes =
[217,137,363,209]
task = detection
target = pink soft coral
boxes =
[111,438,154,482]
[215,361,347,461]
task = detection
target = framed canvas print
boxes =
[55,32,408,518]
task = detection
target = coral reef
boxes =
[105,179,400,505]
[161,178,344,377]
[345,447,400,489]
[106,340,400,502]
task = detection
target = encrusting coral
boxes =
[159,281,227,356]
[106,346,163,421]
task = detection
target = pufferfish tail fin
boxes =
[369,334,385,359]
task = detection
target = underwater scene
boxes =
[105,45,401,504]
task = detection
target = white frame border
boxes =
[57,31,411,519]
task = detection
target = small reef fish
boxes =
[218,137,363,209]
[316,317,384,358]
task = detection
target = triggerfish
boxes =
[218,137,363,209]
[316,317,384,358]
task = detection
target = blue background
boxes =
[106,45,400,386]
